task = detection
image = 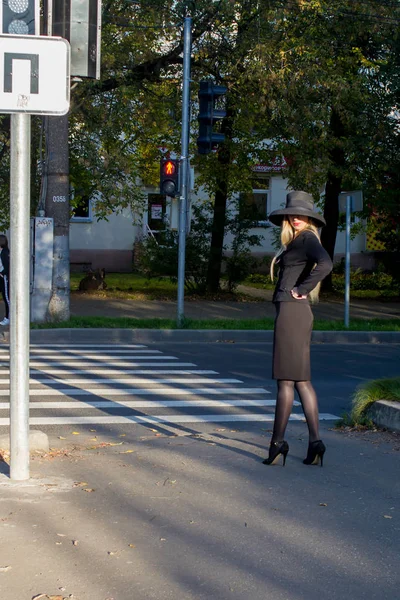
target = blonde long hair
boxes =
[270,218,322,303]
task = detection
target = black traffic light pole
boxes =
[177,16,192,327]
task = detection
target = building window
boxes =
[239,177,270,226]
[70,196,92,222]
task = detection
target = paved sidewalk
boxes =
[69,286,400,321]
[1,423,400,600]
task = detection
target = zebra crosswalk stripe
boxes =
[0,343,340,426]
[0,387,270,397]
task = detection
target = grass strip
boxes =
[351,377,400,422]
[31,316,400,331]
[70,272,400,301]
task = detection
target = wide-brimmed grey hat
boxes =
[268,191,326,227]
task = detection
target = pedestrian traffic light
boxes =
[197,81,227,155]
[43,0,102,79]
[0,0,39,35]
[160,159,180,197]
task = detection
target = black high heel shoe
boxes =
[303,440,326,466]
[262,441,289,466]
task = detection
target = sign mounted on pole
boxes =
[338,190,363,213]
[0,34,70,114]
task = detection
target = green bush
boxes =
[136,200,263,294]
[135,226,210,294]
[332,269,396,292]
[246,273,270,285]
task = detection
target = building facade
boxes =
[69,172,367,272]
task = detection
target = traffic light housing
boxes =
[0,0,39,35]
[43,0,102,79]
[197,81,227,155]
[160,159,180,197]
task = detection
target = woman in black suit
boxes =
[263,191,333,467]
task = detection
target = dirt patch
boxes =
[334,426,400,450]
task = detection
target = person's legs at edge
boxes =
[0,275,10,323]
[0,277,7,323]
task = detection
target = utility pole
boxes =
[43,114,70,321]
[9,114,31,481]
[177,16,192,326]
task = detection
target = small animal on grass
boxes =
[78,269,107,291]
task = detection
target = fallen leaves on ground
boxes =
[86,441,123,450]
[32,595,65,600]
[32,447,81,461]
[0,565,11,572]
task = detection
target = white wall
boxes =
[70,208,138,251]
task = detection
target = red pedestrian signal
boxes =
[163,160,176,176]
[160,158,180,197]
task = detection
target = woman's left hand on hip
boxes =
[291,287,308,300]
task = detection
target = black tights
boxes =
[271,380,320,444]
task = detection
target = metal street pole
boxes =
[177,16,192,327]
[9,114,31,481]
[344,194,352,328]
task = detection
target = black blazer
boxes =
[273,230,333,303]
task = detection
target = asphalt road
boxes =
[1,341,399,437]
[149,341,400,417]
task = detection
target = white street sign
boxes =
[339,190,363,213]
[0,34,70,115]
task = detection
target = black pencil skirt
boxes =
[272,301,314,381]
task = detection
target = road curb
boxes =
[0,328,395,344]
[367,400,400,433]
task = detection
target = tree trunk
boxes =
[44,115,70,321]
[206,100,234,293]
[206,171,229,293]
